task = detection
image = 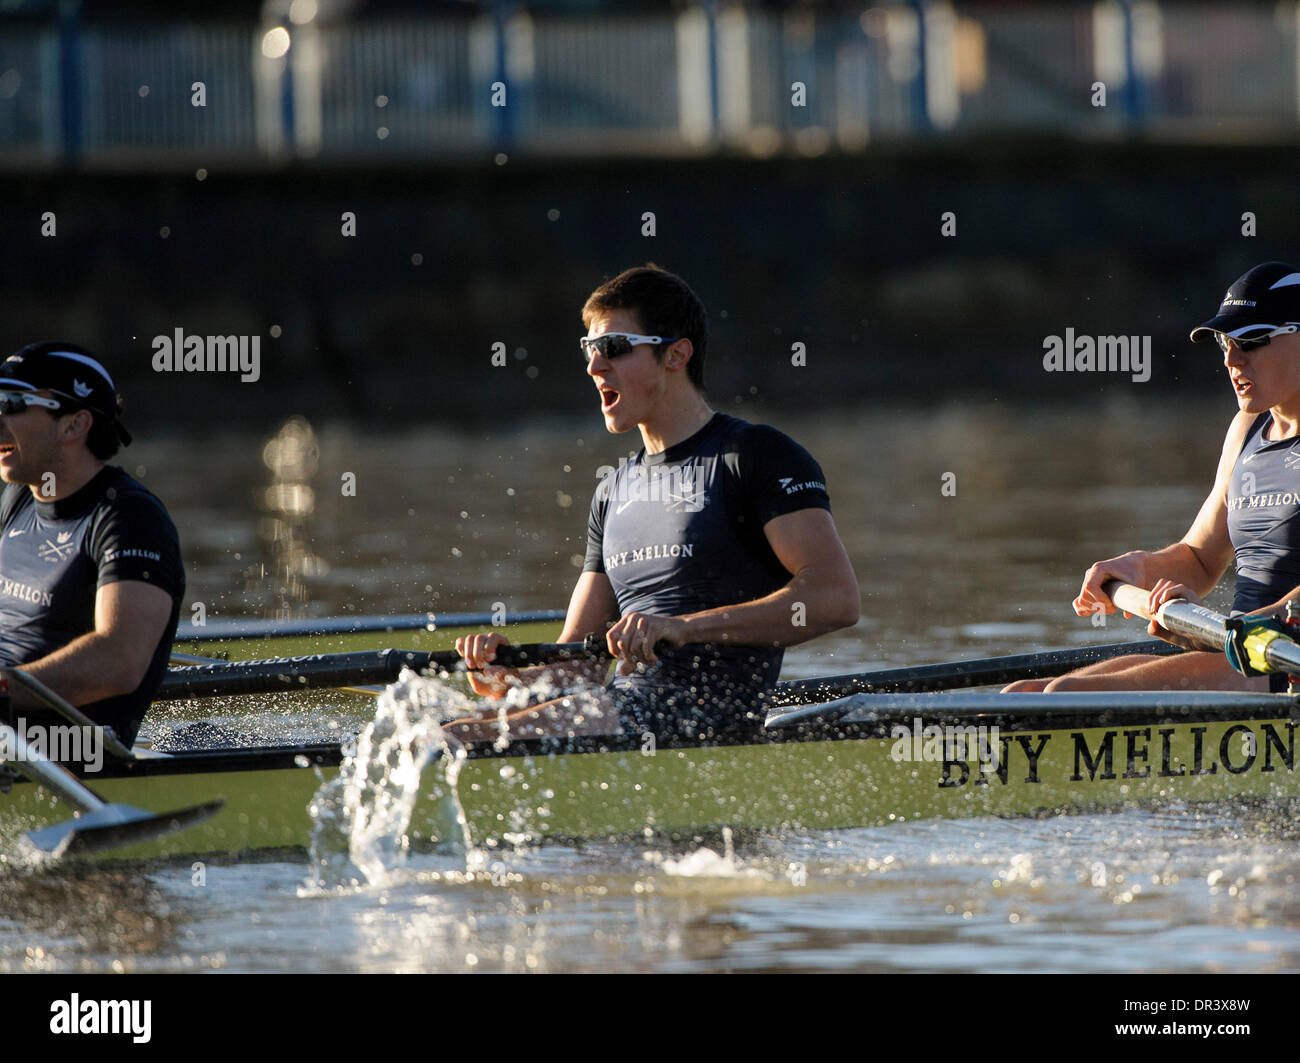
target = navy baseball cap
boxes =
[1190,261,1300,343]
[0,341,132,445]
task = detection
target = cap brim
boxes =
[1190,314,1270,342]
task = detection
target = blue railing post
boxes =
[705,1,720,140]
[492,1,513,151]
[57,0,83,163]
[1119,0,1147,124]
[280,20,296,150]
[910,0,929,132]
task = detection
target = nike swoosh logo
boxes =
[7,529,23,537]
[615,499,636,515]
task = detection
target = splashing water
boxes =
[307,668,480,888]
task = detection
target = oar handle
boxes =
[159,639,620,700]
[1103,580,1157,622]
[1101,580,1233,652]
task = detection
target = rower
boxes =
[1005,262,1300,693]
[0,342,184,762]
[450,265,860,740]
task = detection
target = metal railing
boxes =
[0,3,1297,167]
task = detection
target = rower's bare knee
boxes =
[1002,679,1049,692]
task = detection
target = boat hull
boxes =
[3,697,1297,863]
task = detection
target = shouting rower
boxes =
[0,342,184,755]
[1006,262,1300,693]
[451,265,859,739]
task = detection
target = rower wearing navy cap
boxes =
[0,341,184,755]
[1007,262,1300,692]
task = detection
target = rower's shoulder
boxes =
[1221,408,1267,457]
[718,414,810,452]
[93,467,178,526]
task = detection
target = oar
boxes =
[1,670,223,858]
[174,608,566,644]
[160,636,1181,704]
[1103,579,1300,674]
[767,638,1179,706]
[7,669,135,762]
[158,639,611,700]
[170,650,383,698]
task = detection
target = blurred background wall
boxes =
[1,0,1296,428]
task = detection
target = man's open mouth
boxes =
[600,387,620,410]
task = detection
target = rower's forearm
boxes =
[680,576,859,648]
[1142,543,1223,598]
[18,633,143,706]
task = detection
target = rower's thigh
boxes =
[1045,651,1267,692]
[1003,654,1168,692]
[1057,653,1169,678]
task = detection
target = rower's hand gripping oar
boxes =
[0,670,222,859]
[159,636,629,701]
[1103,580,1300,680]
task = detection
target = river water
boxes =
[5,399,1300,977]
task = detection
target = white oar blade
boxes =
[21,800,224,859]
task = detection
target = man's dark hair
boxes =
[83,408,121,461]
[37,401,120,460]
[581,264,708,392]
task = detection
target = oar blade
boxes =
[21,799,224,859]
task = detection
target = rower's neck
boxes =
[1269,404,1300,441]
[638,393,714,455]
[27,454,106,502]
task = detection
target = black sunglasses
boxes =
[1215,325,1300,355]
[0,391,62,416]
[580,333,678,363]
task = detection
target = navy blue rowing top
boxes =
[0,466,184,746]
[584,413,831,725]
[1227,412,1300,614]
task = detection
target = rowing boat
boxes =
[4,585,1298,865]
[2,687,1296,864]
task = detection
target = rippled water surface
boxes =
[6,400,1299,975]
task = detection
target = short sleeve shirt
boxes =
[0,466,184,745]
[584,413,830,711]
